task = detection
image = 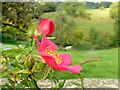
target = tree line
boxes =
[86,1,112,9]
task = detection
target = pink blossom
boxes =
[31,35,82,74]
[38,18,55,36]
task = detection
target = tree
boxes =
[43,2,57,12]
[109,1,120,47]
[2,2,42,33]
[57,2,89,18]
[87,2,112,9]
[52,12,76,47]
[2,2,57,43]
[109,2,118,19]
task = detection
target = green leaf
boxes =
[0,72,11,77]
[7,65,20,73]
[8,57,15,63]
[31,75,39,81]
[51,87,59,90]
[58,80,66,88]
[20,80,28,87]
[78,73,84,82]
[19,69,31,74]
[71,82,83,87]
[27,80,36,88]
[21,74,28,80]
[0,75,11,78]
[1,58,7,63]
[34,72,44,80]
[43,65,51,79]
[51,76,59,84]
[2,83,12,88]
[23,47,35,53]
[24,56,35,71]
[8,78,14,87]
[3,49,24,57]
[16,84,25,88]
[0,84,2,90]
[11,61,19,67]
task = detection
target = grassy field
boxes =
[75,8,115,33]
[42,8,115,34]
[1,43,118,79]
[54,48,118,79]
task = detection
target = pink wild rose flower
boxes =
[38,18,55,36]
[31,34,82,74]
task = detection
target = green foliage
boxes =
[72,28,113,50]
[24,56,35,71]
[7,65,20,73]
[88,28,112,49]
[1,43,39,88]
[98,32,113,49]
[110,1,120,47]
[1,37,68,89]
[73,29,86,41]
[58,80,65,88]
[43,2,57,12]
[87,2,112,9]
[2,2,57,43]
[88,28,100,47]
[74,8,117,49]
[72,29,91,50]
[71,73,84,88]
[110,2,118,19]
[2,33,18,44]
[2,2,39,32]
[2,2,40,44]
[52,12,76,46]
[57,2,89,18]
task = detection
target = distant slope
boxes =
[75,8,115,33]
[42,8,115,33]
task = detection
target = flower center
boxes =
[45,46,62,65]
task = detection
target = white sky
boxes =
[80,0,119,3]
[60,0,119,2]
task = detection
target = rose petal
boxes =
[47,20,55,36]
[59,54,72,66]
[40,53,58,69]
[41,35,57,51]
[63,65,82,74]
[38,18,55,36]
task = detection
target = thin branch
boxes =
[2,22,26,33]
[78,73,85,90]
[79,58,102,66]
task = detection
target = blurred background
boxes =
[1,1,119,79]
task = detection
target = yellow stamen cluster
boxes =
[45,46,62,65]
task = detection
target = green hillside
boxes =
[42,8,115,33]
[75,8,115,33]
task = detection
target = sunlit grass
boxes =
[75,8,115,33]
[54,48,118,79]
